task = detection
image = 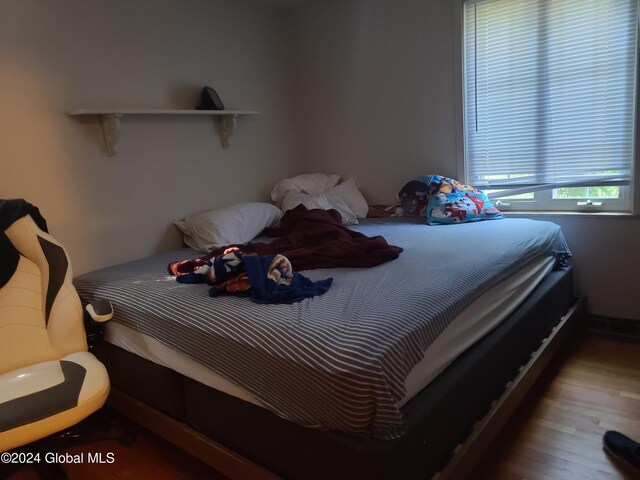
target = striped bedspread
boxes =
[74,217,571,439]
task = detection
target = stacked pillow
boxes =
[270,173,340,205]
[271,174,368,225]
[175,174,370,252]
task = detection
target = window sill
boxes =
[503,211,638,219]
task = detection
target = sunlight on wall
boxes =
[0,62,83,245]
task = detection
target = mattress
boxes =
[75,217,571,439]
[93,265,576,480]
[102,254,556,409]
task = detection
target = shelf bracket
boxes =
[214,115,237,149]
[100,114,122,157]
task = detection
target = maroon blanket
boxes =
[169,205,402,275]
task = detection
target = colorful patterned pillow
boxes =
[425,175,504,225]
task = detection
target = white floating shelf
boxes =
[67,109,261,156]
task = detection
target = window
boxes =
[462,0,638,212]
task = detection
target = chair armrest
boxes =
[85,299,113,323]
[84,299,113,350]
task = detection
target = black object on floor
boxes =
[603,430,640,476]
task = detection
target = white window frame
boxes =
[452,0,639,215]
[490,186,632,213]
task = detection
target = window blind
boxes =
[463,0,638,191]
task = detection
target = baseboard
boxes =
[586,314,640,343]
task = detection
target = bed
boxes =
[74,215,581,479]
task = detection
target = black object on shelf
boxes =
[198,86,225,110]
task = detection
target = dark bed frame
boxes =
[94,265,584,479]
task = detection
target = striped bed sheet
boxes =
[74,217,571,439]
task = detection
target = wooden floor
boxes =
[8,336,640,480]
[8,420,225,480]
[475,336,640,480]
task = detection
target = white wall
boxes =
[293,0,640,320]
[0,0,297,274]
[293,0,458,203]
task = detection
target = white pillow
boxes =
[270,173,340,205]
[327,178,369,218]
[281,191,358,225]
[174,202,283,252]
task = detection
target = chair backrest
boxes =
[0,215,87,374]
